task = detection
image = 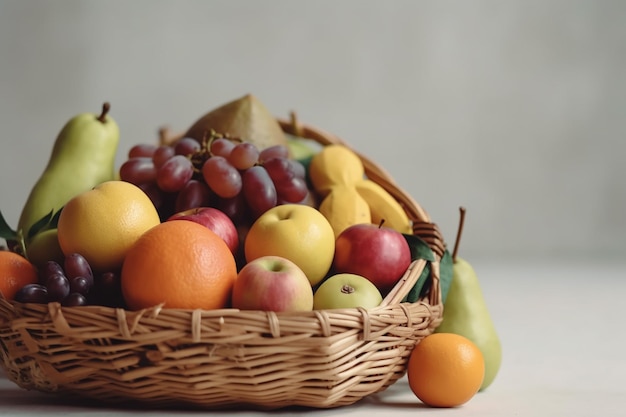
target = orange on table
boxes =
[0,251,39,301]
[407,332,485,408]
[121,220,237,310]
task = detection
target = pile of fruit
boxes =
[0,94,502,408]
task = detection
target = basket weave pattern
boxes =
[0,118,446,409]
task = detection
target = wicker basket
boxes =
[0,115,447,410]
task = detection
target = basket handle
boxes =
[380,259,426,307]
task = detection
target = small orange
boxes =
[121,220,237,310]
[407,333,485,408]
[0,251,39,301]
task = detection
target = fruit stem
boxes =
[451,206,466,263]
[378,219,386,229]
[289,111,304,137]
[341,285,355,295]
[97,102,110,123]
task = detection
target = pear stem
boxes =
[289,111,304,137]
[452,206,466,263]
[97,102,110,123]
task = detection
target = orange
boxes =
[407,333,485,408]
[121,220,237,310]
[0,251,39,301]
[57,180,161,272]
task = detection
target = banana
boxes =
[318,185,371,238]
[355,179,412,234]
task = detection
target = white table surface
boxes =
[2,259,625,416]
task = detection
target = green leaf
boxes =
[400,244,454,304]
[50,208,63,228]
[401,234,435,303]
[402,233,435,262]
[0,210,17,240]
[402,262,431,303]
[27,210,54,239]
[439,249,454,303]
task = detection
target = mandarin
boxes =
[407,333,485,408]
[0,251,39,301]
[121,220,237,310]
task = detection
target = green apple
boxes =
[313,273,383,310]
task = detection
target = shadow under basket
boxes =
[0,116,447,410]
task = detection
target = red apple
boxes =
[231,255,313,312]
[332,223,412,293]
[167,207,239,254]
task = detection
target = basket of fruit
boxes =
[0,94,452,410]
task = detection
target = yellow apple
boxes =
[244,204,335,286]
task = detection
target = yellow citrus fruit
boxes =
[308,144,364,197]
[0,251,39,301]
[121,220,237,310]
[57,180,161,272]
[407,333,485,407]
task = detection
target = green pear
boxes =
[17,102,120,264]
[435,207,502,391]
[286,134,320,161]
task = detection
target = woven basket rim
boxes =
[0,113,447,410]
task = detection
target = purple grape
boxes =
[289,160,306,179]
[263,157,294,183]
[40,260,65,284]
[138,181,165,209]
[46,273,70,302]
[14,284,49,304]
[70,276,91,296]
[174,179,212,213]
[174,137,201,156]
[209,138,235,157]
[259,145,289,162]
[156,154,194,192]
[128,143,157,158]
[202,156,242,198]
[119,157,157,185]
[242,166,277,218]
[153,145,175,168]
[275,176,309,203]
[62,293,88,307]
[64,253,94,287]
[217,194,250,224]
[228,142,260,170]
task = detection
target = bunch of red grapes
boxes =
[14,253,124,307]
[119,132,310,223]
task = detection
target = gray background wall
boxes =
[1,0,624,262]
